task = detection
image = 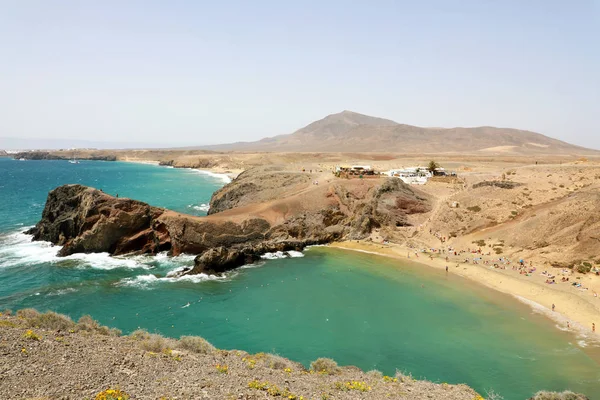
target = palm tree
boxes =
[428,160,439,174]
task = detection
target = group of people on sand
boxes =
[415,228,599,334]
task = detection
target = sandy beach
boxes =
[330,240,600,342]
[120,158,241,181]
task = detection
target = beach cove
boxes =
[330,240,600,341]
[1,158,599,398]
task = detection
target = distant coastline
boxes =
[120,158,238,182]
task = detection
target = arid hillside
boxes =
[383,161,600,271]
[198,111,597,155]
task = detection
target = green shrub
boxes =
[177,335,215,354]
[310,358,339,375]
[576,264,591,274]
[472,240,486,247]
[494,247,503,254]
[467,205,481,212]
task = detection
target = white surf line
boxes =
[512,294,600,347]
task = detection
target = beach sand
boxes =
[330,240,600,341]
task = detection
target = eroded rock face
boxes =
[27,185,170,256]
[31,174,430,275]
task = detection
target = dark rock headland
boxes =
[29,169,430,274]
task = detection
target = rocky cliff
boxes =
[30,170,429,274]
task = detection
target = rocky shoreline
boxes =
[27,167,430,274]
[13,151,117,161]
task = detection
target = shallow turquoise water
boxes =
[0,157,599,399]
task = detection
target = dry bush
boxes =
[265,353,298,370]
[366,369,383,379]
[20,310,75,331]
[129,329,152,341]
[177,335,215,354]
[310,357,339,375]
[529,391,588,400]
[395,369,414,383]
[76,315,121,336]
[16,308,41,320]
[139,333,177,353]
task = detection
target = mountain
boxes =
[200,110,597,155]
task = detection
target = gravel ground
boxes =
[0,313,481,400]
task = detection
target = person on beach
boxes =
[593,323,596,333]
[445,265,448,272]
[552,303,555,312]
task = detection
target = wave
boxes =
[260,250,305,260]
[188,203,210,212]
[116,271,229,289]
[47,287,79,296]
[0,229,195,271]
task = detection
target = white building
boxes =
[385,167,432,185]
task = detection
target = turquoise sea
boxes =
[0,157,598,399]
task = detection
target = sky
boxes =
[0,0,598,149]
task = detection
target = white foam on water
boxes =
[239,261,266,270]
[188,203,210,212]
[47,287,79,296]
[305,244,327,249]
[261,251,288,260]
[260,250,305,260]
[116,270,229,289]
[184,168,232,184]
[0,230,194,271]
[0,230,61,268]
[513,294,600,348]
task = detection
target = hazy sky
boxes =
[1,1,598,148]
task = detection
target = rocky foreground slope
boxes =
[28,168,429,274]
[0,311,586,400]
